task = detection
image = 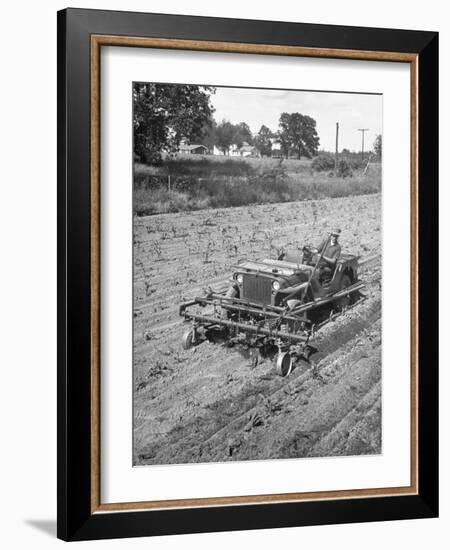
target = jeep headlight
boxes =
[236,274,244,284]
[272,280,280,291]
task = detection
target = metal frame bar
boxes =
[183,313,309,343]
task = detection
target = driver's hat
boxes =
[331,229,341,236]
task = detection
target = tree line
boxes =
[133,83,381,164]
[207,113,320,159]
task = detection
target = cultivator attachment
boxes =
[179,279,364,376]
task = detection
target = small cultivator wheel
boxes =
[181,328,196,350]
[276,352,293,377]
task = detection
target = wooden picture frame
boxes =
[57,8,438,541]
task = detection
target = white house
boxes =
[230,142,257,157]
[239,144,257,157]
[212,141,257,157]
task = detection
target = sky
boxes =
[209,86,382,153]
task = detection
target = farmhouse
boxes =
[239,144,257,157]
[230,141,257,157]
[214,141,257,157]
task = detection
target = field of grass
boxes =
[134,154,381,216]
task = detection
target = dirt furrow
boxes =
[135,301,381,465]
[133,194,382,465]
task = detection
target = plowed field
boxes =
[133,194,381,465]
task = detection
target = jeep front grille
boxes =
[242,274,272,305]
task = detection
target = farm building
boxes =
[214,141,257,157]
[178,143,209,155]
[239,144,257,157]
[230,141,257,157]
[213,145,226,155]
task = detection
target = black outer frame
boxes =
[57,8,438,542]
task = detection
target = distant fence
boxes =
[134,174,252,192]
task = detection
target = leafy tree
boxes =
[278,112,320,159]
[215,120,235,154]
[373,134,382,159]
[232,122,253,148]
[254,125,273,157]
[133,83,215,164]
[200,119,217,151]
[277,131,291,159]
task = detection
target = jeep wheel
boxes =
[276,352,293,377]
[182,328,195,350]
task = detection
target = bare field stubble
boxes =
[133,193,382,465]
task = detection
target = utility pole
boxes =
[358,128,369,158]
[334,122,339,173]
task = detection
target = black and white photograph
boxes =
[132,83,383,466]
[0,0,443,545]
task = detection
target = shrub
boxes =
[336,159,353,178]
[346,157,366,171]
[311,154,335,172]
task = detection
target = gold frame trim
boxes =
[90,35,419,514]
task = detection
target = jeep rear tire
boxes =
[336,274,352,310]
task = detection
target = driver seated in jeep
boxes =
[310,229,342,283]
[278,230,342,284]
